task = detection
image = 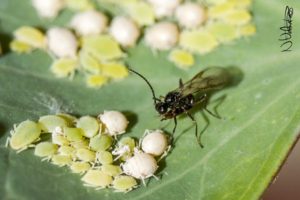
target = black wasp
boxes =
[129,67,231,147]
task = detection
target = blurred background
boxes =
[263,138,300,200]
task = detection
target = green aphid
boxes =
[179,29,219,54]
[76,148,96,162]
[101,62,129,79]
[56,113,77,126]
[51,155,72,167]
[119,137,135,151]
[71,139,89,149]
[58,145,76,157]
[89,134,113,151]
[101,164,122,177]
[76,116,99,138]
[52,133,70,146]
[7,120,42,152]
[38,115,68,133]
[96,151,113,165]
[34,142,58,160]
[208,2,235,18]
[112,137,135,161]
[207,22,238,43]
[81,35,125,61]
[168,49,195,69]
[112,175,138,193]
[14,26,46,48]
[124,2,155,26]
[229,0,252,8]
[81,169,112,189]
[10,40,33,53]
[70,161,91,174]
[65,127,84,142]
[65,0,94,11]
[79,50,102,74]
[238,24,256,37]
[50,58,78,78]
[86,74,109,88]
[223,10,251,25]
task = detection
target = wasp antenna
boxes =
[128,68,158,104]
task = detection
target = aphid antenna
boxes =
[128,68,159,105]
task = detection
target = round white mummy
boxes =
[122,152,158,179]
[142,130,168,156]
[145,22,179,50]
[147,0,181,18]
[99,111,128,135]
[70,10,108,36]
[147,0,181,10]
[175,3,206,29]
[31,0,64,18]
[47,27,78,58]
[110,16,140,47]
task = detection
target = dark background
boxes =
[262,139,300,200]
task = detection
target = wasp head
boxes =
[155,102,168,115]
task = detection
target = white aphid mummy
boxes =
[147,0,181,18]
[122,151,158,185]
[99,111,128,136]
[46,27,78,58]
[175,2,206,29]
[31,0,64,19]
[141,129,169,157]
[70,10,108,36]
[145,22,179,50]
[110,16,140,47]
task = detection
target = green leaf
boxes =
[0,0,300,200]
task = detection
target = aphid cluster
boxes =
[6,111,171,193]
[99,0,256,69]
[9,0,255,85]
[10,24,129,88]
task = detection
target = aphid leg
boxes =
[141,178,146,187]
[17,146,28,153]
[186,112,203,148]
[152,174,160,180]
[139,129,150,148]
[5,137,10,148]
[157,145,171,162]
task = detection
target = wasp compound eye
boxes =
[155,103,168,114]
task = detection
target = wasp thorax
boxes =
[165,92,180,104]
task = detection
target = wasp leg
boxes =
[179,78,184,89]
[204,107,221,119]
[169,117,177,145]
[186,112,203,148]
[199,93,222,119]
[172,117,177,135]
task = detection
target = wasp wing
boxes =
[174,67,231,97]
